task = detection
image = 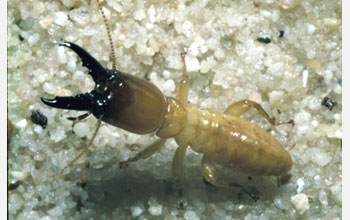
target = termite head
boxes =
[41,42,166,134]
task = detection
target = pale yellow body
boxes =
[155,98,292,177]
[173,104,291,176]
[136,95,294,203]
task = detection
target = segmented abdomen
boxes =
[175,105,292,176]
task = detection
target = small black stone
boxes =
[257,37,271,44]
[321,97,337,111]
[279,30,285,38]
[30,109,48,129]
[18,34,24,41]
[8,181,22,191]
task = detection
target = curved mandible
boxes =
[59,41,109,84]
[40,92,98,111]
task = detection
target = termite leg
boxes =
[277,176,281,188]
[224,99,294,126]
[67,112,91,121]
[172,143,188,209]
[178,52,189,105]
[59,117,102,176]
[201,155,259,202]
[287,143,296,152]
[119,139,166,168]
[67,112,92,130]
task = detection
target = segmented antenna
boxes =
[58,1,116,176]
[96,0,117,71]
[59,118,102,176]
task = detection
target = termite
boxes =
[41,0,294,204]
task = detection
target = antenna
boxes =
[57,1,117,176]
[59,118,102,176]
[96,0,117,71]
